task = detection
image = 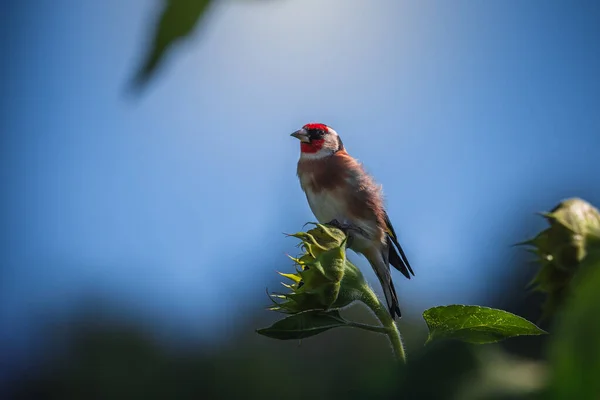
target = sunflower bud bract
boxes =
[269,224,366,314]
[522,198,600,318]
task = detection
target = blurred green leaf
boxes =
[256,310,348,340]
[549,247,600,399]
[423,305,546,345]
[132,0,212,89]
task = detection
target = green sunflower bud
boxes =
[259,223,407,362]
[269,224,366,314]
[522,198,600,318]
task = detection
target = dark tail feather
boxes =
[372,256,402,319]
[387,236,414,279]
[383,212,415,278]
[386,279,402,319]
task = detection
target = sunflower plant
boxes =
[257,224,406,361]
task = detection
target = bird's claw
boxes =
[325,219,366,247]
[326,219,343,230]
[326,219,365,234]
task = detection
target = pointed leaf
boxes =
[423,305,546,345]
[277,271,301,283]
[132,0,212,89]
[256,310,348,340]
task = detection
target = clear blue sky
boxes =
[1,0,599,375]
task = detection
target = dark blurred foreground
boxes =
[6,298,548,400]
[0,228,562,400]
[6,236,600,400]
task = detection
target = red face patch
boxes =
[303,123,329,131]
[301,139,325,153]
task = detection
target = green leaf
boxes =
[132,0,212,89]
[423,305,546,345]
[256,310,348,340]
[549,248,600,399]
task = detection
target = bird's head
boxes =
[291,123,344,159]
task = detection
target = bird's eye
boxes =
[310,129,324,140]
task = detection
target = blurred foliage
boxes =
[132,0,212,89]
[423,305,545,345]
[8,313,547,400]
[548,240,600,399]
[522,198,600,319]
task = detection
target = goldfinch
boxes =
[291,123,414,318]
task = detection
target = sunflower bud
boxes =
[523,198,600,318]
[269,224,366,314]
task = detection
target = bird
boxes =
[290,122,414,319]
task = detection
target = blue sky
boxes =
[1,0,600,374]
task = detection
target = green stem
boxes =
[360,286,406,363]
[345,321,390,334]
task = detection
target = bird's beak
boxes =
[290,129,310,143]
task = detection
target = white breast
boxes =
[304,187,378,252]
[304,188,346,224]
[298,169,380,252]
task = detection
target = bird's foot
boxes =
[326,219,343,230]
[325,219,366,247]
[326,219,366,235]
